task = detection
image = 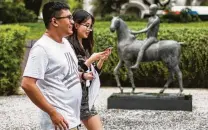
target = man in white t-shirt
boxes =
[21,2,85,130]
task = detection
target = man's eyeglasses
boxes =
[55,15,73,20]
[80,24,93,31]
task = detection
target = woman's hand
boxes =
[83,72,94,80]
[100,48,112,61]
[90,52,106,61]
[97,48,112,69]
[85,52,106,67]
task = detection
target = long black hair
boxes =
[68,9,95,57]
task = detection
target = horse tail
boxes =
[178,42,187,47]
[176,42,186,61]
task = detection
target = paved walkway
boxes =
[0,87,208,130]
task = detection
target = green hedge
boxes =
[94,27,208,88]
[19,22,208,88]
[0,25,29,95]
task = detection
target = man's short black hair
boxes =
[42,2,70,29]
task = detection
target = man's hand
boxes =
[50,110,69,130]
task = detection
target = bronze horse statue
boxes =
[110,17,183,94]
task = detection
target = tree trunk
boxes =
[24,0,42,17]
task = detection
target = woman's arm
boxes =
[84,52,106,67]
[97,59,105,70]
[96,49,111,70]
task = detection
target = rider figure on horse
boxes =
[130,4,160,69]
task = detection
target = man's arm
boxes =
[21,77,69,129]
[21,77,56,115]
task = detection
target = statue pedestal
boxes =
[107,92,192,111]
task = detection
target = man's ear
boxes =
[51,18,58,27]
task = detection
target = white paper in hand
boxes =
[88,65,100,110]
[86,70,90,87]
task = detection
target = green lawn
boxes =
[19,21,208,40]
[19,22,45,40]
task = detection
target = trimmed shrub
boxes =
[0,25,29,95]
[94,27,208,88]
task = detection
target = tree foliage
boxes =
[24,0,42,17]
[41,0,83,12]
[67,0,83,11]
[0,1,37,23]
[92,0,128,17]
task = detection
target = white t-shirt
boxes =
[23,35,82,129]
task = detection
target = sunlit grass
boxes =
[19,22,45,40]
[18,21,208,40]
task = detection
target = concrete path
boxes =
[0,87,208,130]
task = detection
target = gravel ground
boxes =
[0,87,208,130]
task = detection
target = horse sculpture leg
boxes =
[127,67,136,93]
[160,68,175,93]
[125,61,136,93]
[174,65,183,94]
[113,60,123,93]
[160,55,183,94]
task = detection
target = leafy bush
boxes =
[96,14,142,21]
[0,25,29,95]
[93,27,208,88]
[0,2,37,24]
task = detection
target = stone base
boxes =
[107,92,192,111]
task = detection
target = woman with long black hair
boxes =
[67,9,111,130]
